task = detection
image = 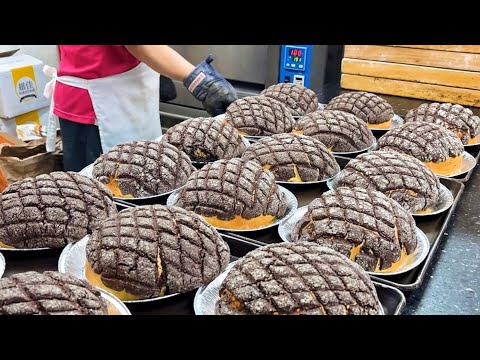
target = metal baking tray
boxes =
[125,234,405,315]
[222,155,465,292]
[454,144,480,182]
[0,200,405,314]
[207,234,405,315]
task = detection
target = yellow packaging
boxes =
[0,107,49,137]
[0,55,50,118]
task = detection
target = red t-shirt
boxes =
[53,45,141,124]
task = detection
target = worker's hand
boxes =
[183,55,237,116]
[160,75,177,102]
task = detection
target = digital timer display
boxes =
[283,45,308,73]
[289,48,303,62]
[289,49,303,57]
[280,45,312,87]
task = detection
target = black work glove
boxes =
[183,54,237,116]
[160,75,177,102]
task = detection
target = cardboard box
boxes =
[0,106,49,135]
[0,55,50,118]
[0,132,62,185]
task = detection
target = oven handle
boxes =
[159,111,192,122]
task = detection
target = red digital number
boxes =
[290,49,303,57]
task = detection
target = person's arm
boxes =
[124,45,237,116]
[124,45,195,81]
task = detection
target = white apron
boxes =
[43,63,162,153]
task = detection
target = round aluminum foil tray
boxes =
[277,206,430,276]
[167,186,298,232]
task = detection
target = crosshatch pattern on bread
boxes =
[0,271,108,315]
[261,83,319,117]
[0,172,117,249]
[377,122,464,163]
[242,133,340,182]
[86,205,230,299]
[405,102,480,145]
[175,158,287,223]
[326,91,394,124]
[292,187,417,272]
[225,96,295,136]
[217,242,381,315]
[161,117,247,162]
[295,110,376,152]
[336,151,440,212]
[93,140,194,197]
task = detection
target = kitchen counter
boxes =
[403,166,479,314]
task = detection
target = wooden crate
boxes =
[341,45,480,107]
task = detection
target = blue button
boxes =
[299,65,304,69]
[286,63,290,67]
[291,64,296,68]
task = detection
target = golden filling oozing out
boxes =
[194,148,207,159]
[404,190,434,214]
[221,289,245,311]
[288,165,302,182]
[415,208,434,215]
[262,164,303,182]
[323,221,417,273]
[203,214,276,230]
[423,156,463,176]
[105,177,134,199]
[375,246,414,273]
[468,134,480,145]
[0,241,14,249]
[348,241,415,273]
[85,261,140,301]
[85,252,167,302]
[224,119,248,136]
[367,119,392,130]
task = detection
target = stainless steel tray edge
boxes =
[370,178,465,291]
[220,232,406,315]
[459,146,480,182]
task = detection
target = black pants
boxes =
[59,118,102,172]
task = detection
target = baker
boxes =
[43,45,237,171]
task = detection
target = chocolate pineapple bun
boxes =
[260,83,318,117]
[326,91,395,130]
[336,151,441,214]
[174,158,288,230]
[161,117,247,163]
[0,172,117,249]
[93,140,194,198]
[294,110,376,152]
[86,205,230,301]
[217,242,381,315]
[377,122,464,176]
[224,96,295,136]
[0,271,108,315]
[405,102,480,145]
[241,133,340,182]
[291,187,417,273]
